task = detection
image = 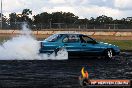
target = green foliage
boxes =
[33,12,51,24]
[21,9,32,23]
[100,40,132,51]
[9,13,17,22]
[5,8,132,28]
[9,9,32,24]
[22,9,32,16]
[33,11,79,24]
[95,15,113,24]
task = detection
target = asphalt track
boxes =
[0,52,132,88]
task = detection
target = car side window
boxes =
[63,36,68,42]
[80,35,93,43]
[45,34,62,42]
[63,35,79,43]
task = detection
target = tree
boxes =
[33,11,79,26]
[21,9,32,23]
[51,12,64,23]
[9,12,18,28]
[0,13,9,29]
[89,17,95,24]
[62,12,79,24]
[22,9,32,16]
[78,18,89,24]
[95,15,113,24]
[9,13,17,22]
[33,12,51,24]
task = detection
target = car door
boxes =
[42,34,62,52]
[79,35,103,56]
[62,34,82,55]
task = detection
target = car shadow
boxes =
[68,56,113,62]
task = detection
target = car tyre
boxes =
[54,47,64,56]
[54,48,60,56]
[104,49,113,59]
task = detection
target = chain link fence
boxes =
[1,22,132,30]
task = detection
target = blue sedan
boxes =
[39,33,120,59]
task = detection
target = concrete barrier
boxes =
[13,30,21,34]
[94,32,116,36]
[32,31,38,35]
[79,32,95,35]
[0,30,132,36]
[115,32,132,36]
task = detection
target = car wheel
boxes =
[105,49,113,59]
[54,48,60,56]
[54,47,64,56]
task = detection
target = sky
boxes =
[2,0,132,19]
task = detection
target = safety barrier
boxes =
[0,30,132,36]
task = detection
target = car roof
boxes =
[55,33,85,36]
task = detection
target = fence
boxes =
[1,22,132,30]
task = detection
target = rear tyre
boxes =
[54,47,64,56]
[54,48,60,56]
[104,49,113,59]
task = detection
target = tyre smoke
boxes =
[0,24,68,60]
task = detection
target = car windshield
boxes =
[45,34,62,42]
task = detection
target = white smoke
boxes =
[0,24,68,60]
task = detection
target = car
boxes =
[39,33,120,59]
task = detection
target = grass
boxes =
[0,36,10,43]
[98,40,132,51]
[0,37,8,43]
